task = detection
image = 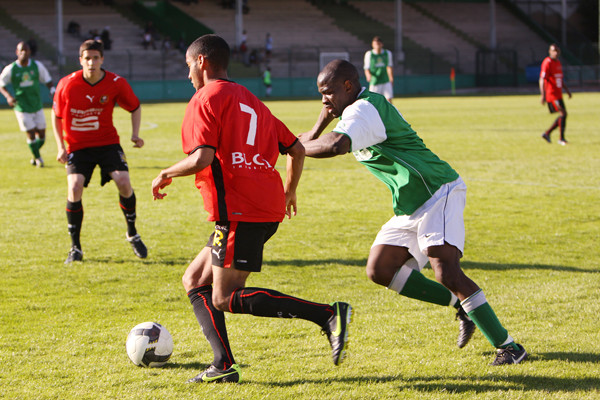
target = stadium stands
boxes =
[0,0,563,82]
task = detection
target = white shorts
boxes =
[371,177,466,269]
[14,109,46,132]
[369,82,394,100]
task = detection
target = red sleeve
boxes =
[181,93,219,154]
[539,58,550,79]
[274,117,298,153]
[115,76,140,112]
[53,77,68,119]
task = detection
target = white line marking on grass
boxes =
[142,122,158,130]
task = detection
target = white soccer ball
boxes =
[126,322,173,367]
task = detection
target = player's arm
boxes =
[51,110,68,164]
[152,146,215,200]
[563,80,572,99]
[130,107,144,148]
[0,85,15,107]
[284,140,305,219]
[299,130,351,158]
[298,106,335,141]
[386,65,394,84]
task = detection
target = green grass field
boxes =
[1,93,599,399]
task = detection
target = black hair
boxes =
[187,34,230,70]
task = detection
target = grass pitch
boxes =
[0,92,599,399]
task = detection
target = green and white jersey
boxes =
[333,89,459,216]
[0,59,51,113]
[363,49,392,86]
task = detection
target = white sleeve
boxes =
[333,99,387,152]
[35,60,52,84]
[0,64,13,87]
[363,51,370,70]
[386,50,393,67]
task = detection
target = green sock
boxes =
[36,137,45,150]
[388,265,458,307]
[462,290,514,348]
[27,140,41,159]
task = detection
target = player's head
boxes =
[548,43,560,59]
[80,39,104,57]
[15,41,31,64]
[186,34,230,90]
[79,40,104,78]
[317,59,361,118]
[371,36,383,52]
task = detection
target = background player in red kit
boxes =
[52,40,147,264]
[539,43,572,145]
[151,34,352,383]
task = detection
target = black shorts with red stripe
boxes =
[206,221,279,272]
[547,98,566,114]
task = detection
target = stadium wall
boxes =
[0,75,476,106]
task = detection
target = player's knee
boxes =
[433,265,463,292]
[211,292,230,312]
[365,262,388,286]
[181,271,194,292]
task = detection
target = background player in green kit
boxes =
[363,36,393,103]
[0,41,54,167]
[299,59,528,366]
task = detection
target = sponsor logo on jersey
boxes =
[231,152,273,169]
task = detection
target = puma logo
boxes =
[85,95,94,102]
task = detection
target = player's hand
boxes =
[56,148,68,164]
[284,191,297,219]
[131,136,144,148]
[540,95,546,105]
[152,174,172,200]
[7,97,16,108]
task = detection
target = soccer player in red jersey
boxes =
[52,40,147,264]
[539,43,572,145]
[152,35,352,383]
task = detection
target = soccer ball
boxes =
[126,322,173,367]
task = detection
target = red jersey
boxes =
[53,69,140,153]
[181,79,298,222]
[540,57,564,102]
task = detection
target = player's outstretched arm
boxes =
[299,131,350,158]
[152,147,215,200]
[298,106,335,141]
[284,140,305,219]
[130,107,144,148]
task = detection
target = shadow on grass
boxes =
[250,370,600,393]
[263,259,597,274]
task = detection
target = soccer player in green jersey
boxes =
[299,59,527,366]
[364,36,394,103]
[0,41,55,167]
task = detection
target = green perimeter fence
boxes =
[0,74,477,106]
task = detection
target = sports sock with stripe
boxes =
[388,265,459,307]
[66,200,83,249]
[188,285,236,370]
[119,193,137,237]
[229,287,333,327]
[461,289,516,349]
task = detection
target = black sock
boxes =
[546,117,560,135]
[229,287,333,327]
[559,115,567,141]
[119,193,137,237]
[187,285,236,370]
[66,200,83,249]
